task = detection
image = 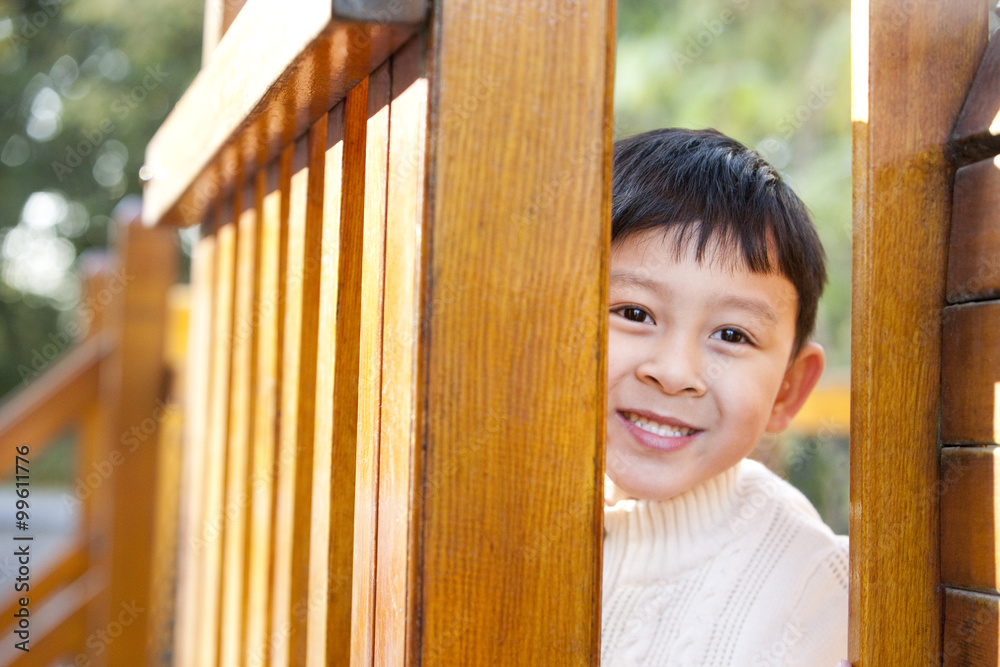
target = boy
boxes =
[601,128,848,666]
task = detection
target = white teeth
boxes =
[624,412,697,437]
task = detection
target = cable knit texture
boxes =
[602,459,848,666]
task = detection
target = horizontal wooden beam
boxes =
[143,0,425,227]
[0,335,109,477]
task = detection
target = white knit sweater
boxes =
[602,459,848,666]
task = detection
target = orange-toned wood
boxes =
[303,100,345,665]
[347,63,391,667]
[75,252,114,340]
[243,152,290,665]
[194,215,237,667]
[174,232,216,667]
[270,121,327,667]
[305,78,369,666]
[218,181,257,667]
[0,541,87,625]
[0,569,101,666]
[943,588,1000,666]
[411,0,612,659]
[0,336,106,477]
[952,32,1000,165]
[100,215,178,665]
[147,285,190,666]
[852,0,988,664]
[143,0,420,227]
[940,447,999,592]
[370,38,426,665]
[941,302,1000,445]
[948,160,1000,303]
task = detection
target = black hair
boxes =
[612,128,827,355]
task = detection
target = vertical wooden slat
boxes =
[373,37,427,665]
[305,100,345,665]
[305,77,370,665]
[349,62,392,667]
[147,285,189,665]
[175,233,215,667]
[219,179,258,667]
[196,214,238,667]
[244,152,290,665]
[271,118,328,667]
[851,0,988,664]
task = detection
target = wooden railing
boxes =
[144,0,613,664]
[0,211,177,665]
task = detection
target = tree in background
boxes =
[0,0,202,398]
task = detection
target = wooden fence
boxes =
[141,0,614,664]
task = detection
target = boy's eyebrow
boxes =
[711,295,779,325]
[609,270,664,293]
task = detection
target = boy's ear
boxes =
[765,342,826,434]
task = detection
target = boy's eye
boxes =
[713,328,749,344]
[613,306,652,324]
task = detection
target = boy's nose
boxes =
[636,336,707,396]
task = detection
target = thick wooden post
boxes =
[100,211,178,665]
[851,0,987,664]
[349,1,615,662]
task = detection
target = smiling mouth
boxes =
[621,411,700,437]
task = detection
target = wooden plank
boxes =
[270,120,327,667]
[147,285,190,666]
[852,1,988,663]
[0,335,106,476]
[102,215,178,664]
[303,76,369,666]
[347,62,391,667]
[174,232,216,667]
[412,0,612,659]
[948,159,1000,303]
[0,541,86,624]
[943,588,1000,666]
[142,0,420,227]
[941,447,999,592]
[942,302,1000,445]
[0,569,102,666]
[372,37,426,665]
[243,150,290,665]
[301,83,363,665]
[218,180,257,667]
[195,214,238,667]
[303,100,345,666]
[952,32,1000,165]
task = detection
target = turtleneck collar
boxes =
[603,461,746,581]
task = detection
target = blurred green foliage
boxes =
[0,0,202,399]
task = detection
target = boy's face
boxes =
[606,228,824,501]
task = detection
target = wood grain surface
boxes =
[943,588,1000,666]
[851,0,988,664]
[349,62,391,667]
[940,447,999,592]
[942,302,1000,445]
[948,160,1000,303]
[411,0,613,661]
